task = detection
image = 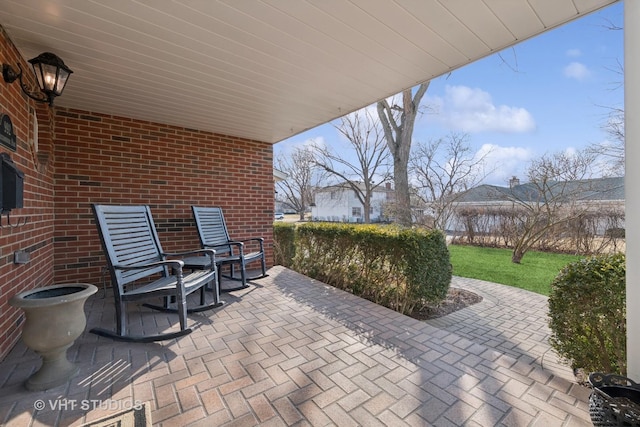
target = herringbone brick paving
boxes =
[0,266,592,426]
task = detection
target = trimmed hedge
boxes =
[289,222,451,315]
[548,253,626,375]
[273,222,296,267]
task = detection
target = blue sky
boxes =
[275,3,624,186]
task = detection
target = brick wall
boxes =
[52,108,275,287]
[0,27,57,359]
[0,27,275,361]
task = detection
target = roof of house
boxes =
[457,176,624,203]
[316,182,394,194]
[273,169,288,182]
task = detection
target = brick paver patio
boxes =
[0,266,591,426]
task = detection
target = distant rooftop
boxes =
[457,176,624,203]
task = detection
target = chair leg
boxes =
[243,256,268,281]
[212,274,221,305]
[177,297,188,331]
[116,300,125,336]
[92,298,193,342]
[217,261,248,292]
[240,261,247,287]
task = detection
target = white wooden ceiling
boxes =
[0,0,619,144]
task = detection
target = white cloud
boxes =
[476,144,534,185]
[563,62,591,81]
[304,136,327,151]
[274,135,326,159]
[427,85,535,133]
[566,48,582,57]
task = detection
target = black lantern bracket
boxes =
[0,211,28,228]
[2,52,73,106]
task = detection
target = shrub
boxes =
[605,227,625,239]
[292,222,451,315]
[273,222,296,267]
[548,253,626,375]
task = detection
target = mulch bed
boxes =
[410,287,483,320]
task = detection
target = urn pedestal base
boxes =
[25,343,79,391]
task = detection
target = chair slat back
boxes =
[192,206,232,255]
[92,204,168,288]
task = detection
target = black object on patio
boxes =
[589,372,640,427]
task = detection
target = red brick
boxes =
[0,27,275,360]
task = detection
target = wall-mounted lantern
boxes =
[2,52,73,106]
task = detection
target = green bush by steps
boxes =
[548,253,626,376]
[275,222,451,315]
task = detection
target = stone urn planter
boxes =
[9,283,97,391]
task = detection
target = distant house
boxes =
[273,168,289,214]
[312,182,394,223]
[451,176,625,234]
[273,168,288,183]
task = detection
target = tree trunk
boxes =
[394,152,411,226]
[377,82,429,227]
[363,192,371,223]
[465,215,475,243]
[511,246,524,264]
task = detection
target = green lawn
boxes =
[448,244,583,295]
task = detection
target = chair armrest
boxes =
[206,242,244,256]
[206,242,243,249]
[236,238,265,252]
[237,237,264,244]
[164,248,216,259]
[113,259,185,271]
[224,240,250,256]
[225,238,265,256]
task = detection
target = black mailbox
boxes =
[0,153,24,213]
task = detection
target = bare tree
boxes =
[275,146,328,220]
[603,106,624,175]
[411,133,491,230]
[311,109,391,223]
[588,21,624,177]
[507,149,599,263]
[377,82,430,226]
[588,105,624,177]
